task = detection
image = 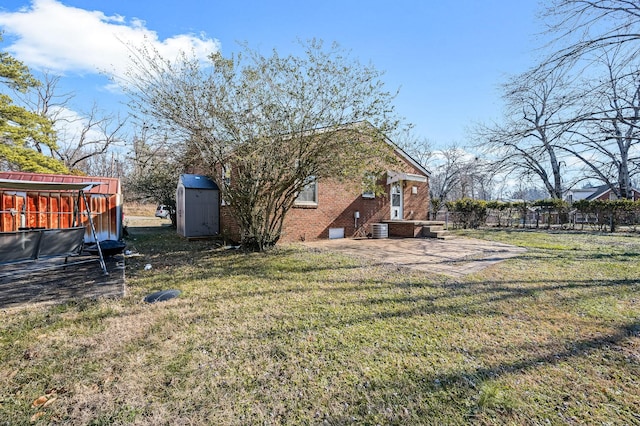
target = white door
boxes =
[391,182,403,219]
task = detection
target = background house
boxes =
[564,185,640,203]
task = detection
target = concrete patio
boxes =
[302,236,527,278]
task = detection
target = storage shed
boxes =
[0,172,122,243]
[176,174,220,238]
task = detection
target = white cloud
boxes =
[0,0,220,78]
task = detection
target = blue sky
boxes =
[0,0,545,147]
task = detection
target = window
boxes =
[295,177,318,206]
[362,173,377,199]
[362,189,376,199]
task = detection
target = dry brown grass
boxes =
[1,227,639,424]
[123,201,156,217]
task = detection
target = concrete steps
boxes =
[422,224,453,240]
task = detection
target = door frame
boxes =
[390,181,403,220]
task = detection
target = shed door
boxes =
[185,189,219,237]
[391,182,403,220]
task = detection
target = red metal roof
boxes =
[0,172,121,194]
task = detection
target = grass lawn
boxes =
[1,226,639,424]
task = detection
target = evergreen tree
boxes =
[0,36,67,173]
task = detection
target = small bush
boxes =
[446,198,487,229]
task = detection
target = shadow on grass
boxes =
[244,276,639,340]
[125,224,640,305]
[126,227,640,330]
[369,319,640,421]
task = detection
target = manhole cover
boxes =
[144,289,181,303]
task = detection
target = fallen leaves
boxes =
[30,390,59,422]
[32,395,56,408]
[31,395,48,408]
[30,411,45,422]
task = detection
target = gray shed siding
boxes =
[176,174,220,238]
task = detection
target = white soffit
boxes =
[386,171,428,185]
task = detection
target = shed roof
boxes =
[0,172,120,194]
[0,178,103,191]
[179,174,219,190]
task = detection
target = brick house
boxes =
[564,185,640,203]
[218,131,431,243]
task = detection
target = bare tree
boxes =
[396,133,490,213]
[429,146,464,200]
[461,156,497,200]
[478,1,640,200]
[393,125,434,168]
[423,146,499,216]
[83,151,128,179]
[475,67,578,199]
[15,72,127,175]
[560,50,640,198]
[542,0,640,69]
[123,39,399,250]
[52,103,127,174]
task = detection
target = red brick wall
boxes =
[219,153,429,244]
[386,221,424,238]
[219,205,240,242]
[593,189,640,201]
[401,179,430,222]
[282,178,385,242]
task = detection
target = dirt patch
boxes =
[0,254,125,311]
